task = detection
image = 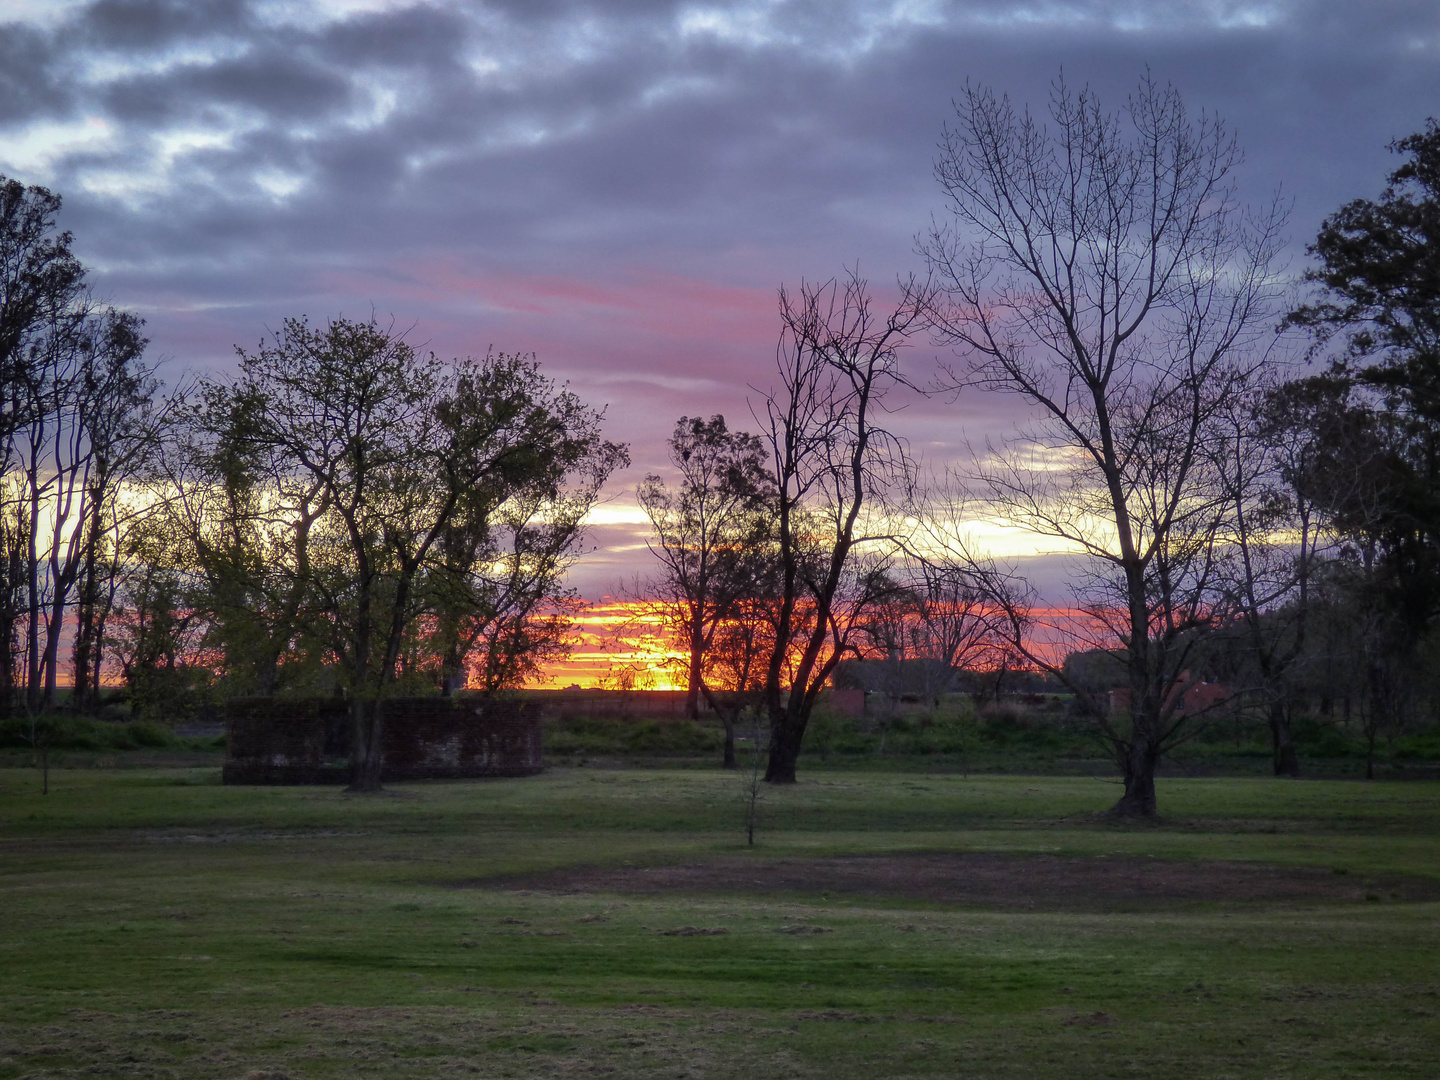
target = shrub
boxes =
[0,714,183,752]
[544,713,723,756]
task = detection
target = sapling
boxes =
[741,713,767,846]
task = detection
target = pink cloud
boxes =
[316,260,778,348]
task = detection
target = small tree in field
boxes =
[741,712,768,846]
[924,74,1289,816]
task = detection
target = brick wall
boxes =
[222,696,544,785]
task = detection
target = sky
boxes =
[3,0,1439,680]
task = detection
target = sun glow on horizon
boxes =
[530,596,1109,690]
[534,600,687,689]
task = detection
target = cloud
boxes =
[2,0,1438,600]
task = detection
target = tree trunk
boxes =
[348,697,385,791]
[1269,700,1299,777]
[72,598,93,714]
[1111,735,1159,817]
[764,706,805,783]
[41,592,66,710]
[700,685,740,770]
[72,504,102,714]
[72,613,93,712]
[91,605,109,705]
[255,650,280,697]
[0,643,10,721]
[438,641,464,698]
[0,576,14,722]
[685,628,703,720]
[25,490,41,714]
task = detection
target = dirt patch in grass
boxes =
[468,852,1440,910]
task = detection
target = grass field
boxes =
[3,764,1439,1078]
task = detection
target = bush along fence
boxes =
[222,696,544,784]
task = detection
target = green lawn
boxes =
[2,765,1438,1078]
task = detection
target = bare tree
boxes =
[924,73,1289,816]
[850,567,1003,746]
[68,318,164,712]
[904,483,1037,708]
[0,177,155,719]
[855,576,922,735]
[756,270,929,783]
[2,178,83,720]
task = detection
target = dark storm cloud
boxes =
[0,3,1424,322]
[102,54,353,124]
[0,21,70,124]
[2,0,1439,592]
[79,0,252,49]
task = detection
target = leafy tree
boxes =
[1267,120,1440,774]
[166,378,331,698]
[177,316,625,790]
[0,177,84,408]
[422,379,626,697]
[1288,121,1440,375]
[638,414,773,734]
[112,517,214,726]
[1285,119,1440,633]
[924,74,1289,816]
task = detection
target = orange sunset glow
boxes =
[539,600,687,689]
[533,599,1105,689]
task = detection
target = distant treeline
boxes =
[3,90,1438,805]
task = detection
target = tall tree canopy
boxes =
[1285,119,1440,631]
[925,74,1289,816]
[172,316,625,790]
[638,414,773,765]
[1,177,156,726]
